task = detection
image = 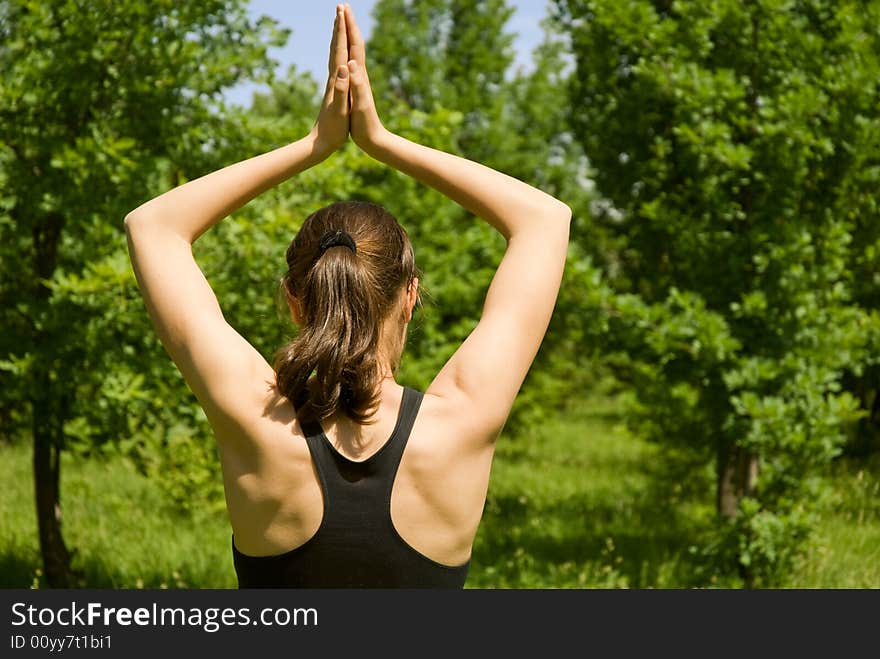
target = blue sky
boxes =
[225,0,551,107]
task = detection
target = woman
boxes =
[125,4,571,588]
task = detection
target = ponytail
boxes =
[273,201,416,425]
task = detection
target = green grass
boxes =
[783,458,880,588]
[469,396,716,588]
[2,397,878,588]
[0,443,236,589]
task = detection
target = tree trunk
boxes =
[717,443,758,518]
[32,387,72,587]
[717,443,759,586]
[31,211,73,587]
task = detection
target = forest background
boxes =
[1,0,878,588]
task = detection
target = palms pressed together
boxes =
[311,4,387,158]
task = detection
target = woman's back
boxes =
[219,380,496,586]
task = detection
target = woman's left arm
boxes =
[125,5,350,434]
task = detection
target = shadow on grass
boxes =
[0,548,233,589]
[469,405,721,588]
[471,489,711,588]
[0,544,153,589]
[0,548,40,588]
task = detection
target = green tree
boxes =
[556,0,879,584]
[841,57,880,457]
[0,0,285,586]
[368,0,515,162]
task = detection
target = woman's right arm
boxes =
[344,6,572,438]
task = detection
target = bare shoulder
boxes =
[205,365,287,450]
[213,381,317,518]
[208,376,315,491]
[410,389,503,458]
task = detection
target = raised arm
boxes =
[343,6,572,438]
[124,6,352,437]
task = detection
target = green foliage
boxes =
[368,0,515,114]
[0,0,287,548]
[556,0,880,584]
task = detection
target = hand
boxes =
[310,5,351,157]
[343,4,388,154]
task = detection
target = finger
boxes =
[347,59,371,111]
[344,4,366,66]
[331,5,348,73]
[332,64,350,112]
[326,6,342,75]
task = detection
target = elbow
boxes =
[535,197,572,231]
[548,202,571,254]
[124,208,161,235]
[123,210,143,233]
[548,201,572,244]
[553,200,573,225]
[124,197,161,230]
[123,210,190,247]
[510,200,572,247]
[123,210,159,245]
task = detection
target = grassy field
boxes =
[2,397,878,589]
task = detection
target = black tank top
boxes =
[231,386,470,588]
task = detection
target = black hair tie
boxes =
[318,229,357,256]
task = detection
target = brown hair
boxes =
[274,201,417,425]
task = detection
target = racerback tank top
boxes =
[232,386,470,588]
